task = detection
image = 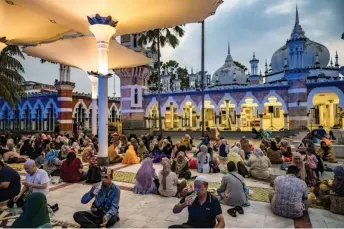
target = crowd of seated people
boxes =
[1,124,343,227]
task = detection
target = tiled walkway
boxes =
[43,161,344,228]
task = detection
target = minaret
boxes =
[249,52,259,75]
[265,60,268,74]
[330,58,333,67]
[335,51,339,68]
[249,53,260,84]
[269,63,272,72]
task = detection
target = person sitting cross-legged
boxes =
[169,175,225,228]
[7,159,50,208]
[269,165,309,219]
[171,151,192,179]
[73,168,120,228]
[0,161,21,203]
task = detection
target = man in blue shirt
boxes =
[170,175,225,228]
[73,168,120,228]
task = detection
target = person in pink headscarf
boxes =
[134,158,158,194]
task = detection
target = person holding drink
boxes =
[169,175,225,228]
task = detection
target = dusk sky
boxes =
[20,0,344,96]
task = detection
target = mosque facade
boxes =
[133,7,344,132]
[0,66,120,134]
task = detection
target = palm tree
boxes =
[0,42,25,107]
[138,26,185,135]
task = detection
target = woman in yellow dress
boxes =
[108,136,122,164]
[122,144,140,164]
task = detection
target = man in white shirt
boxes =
[7,159,50,208]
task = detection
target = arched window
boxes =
[23,107,31,130]
[46,104,56,131]
[35,107,43,131]
[2,107,9,130]
[75,103,86,125]
[14,107,20,130]
[134,88,138,104]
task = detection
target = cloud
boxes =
[264,1,296,15]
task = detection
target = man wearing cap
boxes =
[7,159,50,208]
[73,168,120,228]
[170,175,225,228]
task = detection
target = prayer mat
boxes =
[112,171,272,203]
[0,208,80,228]
[5,163,24,171]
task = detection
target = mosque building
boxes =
[138,6,343,132]
[0,6,342,134]
[0,65,120,134]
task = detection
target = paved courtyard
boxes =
[44,161,344,228]
[3,137,344,228]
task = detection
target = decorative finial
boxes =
[330,58,333,67]
[265,59,267,66]
[295,4,299,26]
[253,52,255,58]
[228,42,230,55]
[336,51,338,58]
[191,68,194,74]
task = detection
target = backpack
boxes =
[86,166,101,184]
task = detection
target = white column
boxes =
[236,115,241,130]
[319,105,324,125]
[170,104,174,129]
[259,114,263,130]
[329,101,334,128]
[226,100,230,128]
[161,117,165,129]
[178,116,182,130]
[43,120,47,131]
[20,120,24,130]
[31,120,36,131]
[284,113,288,130]
[88,75,98,136]
[196,115,200,129]
[89,23,116,165]
[189,108,193,128]
[216,115,220,129]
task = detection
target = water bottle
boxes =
[93,182,102,196]
[12,203,17,216]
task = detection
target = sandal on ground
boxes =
[235,206,244,214]
[227,208,237,217]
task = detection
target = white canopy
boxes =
[24,36,151,71]
[12,0,221,36]
[0,0,71,45]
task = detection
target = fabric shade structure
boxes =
[12,0,222,36]
[0,42,6,51]
[23,36,151,71]
[24,35,151,136]
[0,0,70,45]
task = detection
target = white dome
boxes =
[271,39,330,73]
[212,46,247,85]
[270,6,330,73]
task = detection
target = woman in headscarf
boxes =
[171,141,181,159]
[162,139,172,158]
[108,136,122,164]
[246,148,271,180]
[275,136,282,147]
[158,158,186,197]
[227,146,244,170]
[267,141,283,164]
[59,145,70,160]
[71,141,81,154]
[280,140,292,158]
[19,138,34,157]
[11,192,51,228]
[259,142,268,156]
[219,139,229,160]
[333,165,344,196]
[233,142,245,159]
[136,140,148,161]
[119,135,128,154]
[122,144,140,164]
[292,152,307,181]
[181,134,192,151]
[54,135,64,150]
[317,141,337,163]
[60,151,85,183]
[171,151,191,179]
[131,138,139,152]
[134,158,158,194]
[197,145,211,174]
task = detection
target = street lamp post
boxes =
[201,20,205,137]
